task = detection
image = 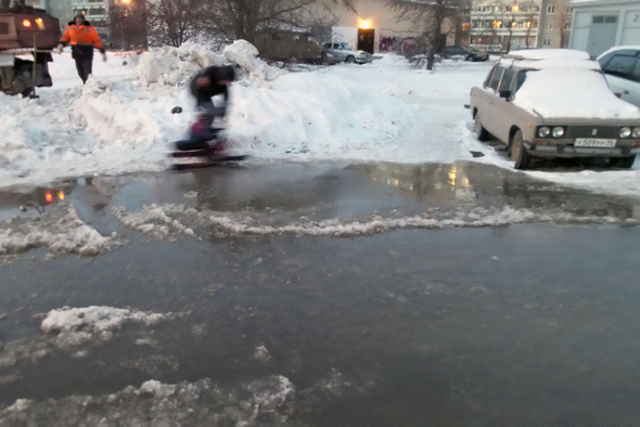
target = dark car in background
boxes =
[254,29,328,64]
[441,45,489,62]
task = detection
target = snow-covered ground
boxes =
[0,41,639,196]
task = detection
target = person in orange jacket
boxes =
[56,14,106,84]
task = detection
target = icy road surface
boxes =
[1,162,640,425]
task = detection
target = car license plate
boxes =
[574,138,617,148]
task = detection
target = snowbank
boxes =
[137,43,227,87]
[1,42,639,198]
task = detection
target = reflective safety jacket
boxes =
[60,22,104,52]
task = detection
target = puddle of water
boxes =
[2,163,640,424]
[1,224,640,424]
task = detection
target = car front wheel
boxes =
[474,114,489,141]
[511,130,532,170]
[610,155,636,169]
[345,56,356,64]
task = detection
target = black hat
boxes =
[216,65,235,82]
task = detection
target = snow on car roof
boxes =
[512,66,640,119]
[499,49,600,71]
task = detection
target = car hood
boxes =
[512,69,640,119]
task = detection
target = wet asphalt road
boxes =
[1,161,640,425]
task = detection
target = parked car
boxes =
[254,29,328,64]
[597,46,640,109]
[442,45,489,62]
[469,49,640,169]
[322,42,372,64]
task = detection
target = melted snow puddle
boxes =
[0,306,177,385]
[0,204,123,264]
[40,306,176,350]
[112,202,640,240]
[0,375,296,425]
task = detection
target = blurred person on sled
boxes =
[177,65,236,151]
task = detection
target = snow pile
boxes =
[223,39,285,83]
[41,306,174,349]
[0,204,122,259]
[136,40,284,88]
[72,77,167,149]
[374,53,411,68]
[137,42,227,87]
[226,66,418,157]
[0,376,295,425]
[1,42,639,197]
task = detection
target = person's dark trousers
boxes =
[71,45,94,84]
[74,58,93,84]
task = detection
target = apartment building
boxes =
[537,0,572,48]
[469,0,542,53]
[69,0,109,42]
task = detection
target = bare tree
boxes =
[109,0,149,50]
[202,0,350,45]
[386,0,464,70]
[147,0,207,47]
[145,0,350,48]
[523,11,536,48]
[556,5,571,48]
[501,8,516,53]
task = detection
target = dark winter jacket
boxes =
[190,65,235,106]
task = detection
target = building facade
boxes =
[314,0,458,55]
[469,0,542,53]
[569,0,640,58]
[70,0,110,43]
[536,0,572,48]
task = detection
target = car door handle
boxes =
[623,90,630,95]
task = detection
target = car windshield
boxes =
[339,43,355,50]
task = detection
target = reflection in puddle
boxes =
[349,162,640,221]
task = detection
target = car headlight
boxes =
[552,126,565,138]
[632,127,640,138]
[537,126,551,138]
[620,127,632,138]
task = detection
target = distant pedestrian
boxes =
[56,14,106,84]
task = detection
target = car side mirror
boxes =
[499,90,511,100]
